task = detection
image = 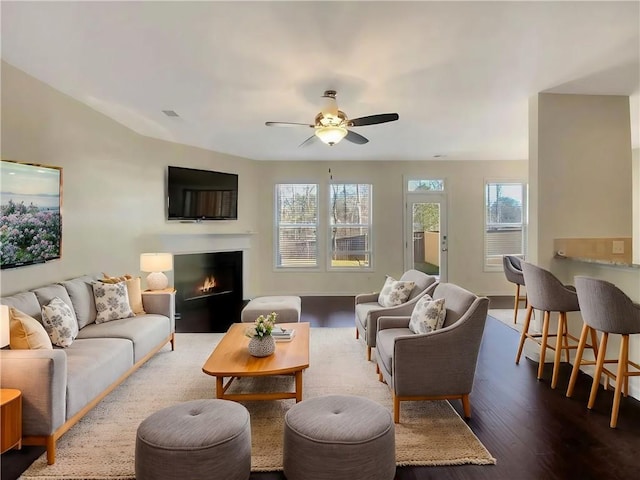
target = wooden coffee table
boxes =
[202,322,310,402]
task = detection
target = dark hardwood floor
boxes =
[2,296,639,480]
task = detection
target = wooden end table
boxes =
[1,388,22,453]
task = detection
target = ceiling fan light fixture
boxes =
[315,125,348,146]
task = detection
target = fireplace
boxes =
[174,251,243,332]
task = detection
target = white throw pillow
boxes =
[408,296,446,334]
[378,276,416,308]
[92,282,135,324]
[41,297,79,347]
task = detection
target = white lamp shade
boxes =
[1,305,10,348]
[140,253,173,273]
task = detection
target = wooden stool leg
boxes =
[567,323,590,397]
[551,312,566,389]
[516,305,533,364]
[513,284,521,324]
[610,335,629,428]
[590,327,599,360]
[588,332,609,409]
[563,319,570,363]
[355,327,359,339]
[538,311,551,380]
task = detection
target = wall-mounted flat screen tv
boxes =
[1,160,62,269]
[167,166,238,220]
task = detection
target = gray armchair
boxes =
[355,270,437,361]
[375,283,489,423]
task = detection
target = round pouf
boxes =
[135,399,251,480]
[283,395,395,480]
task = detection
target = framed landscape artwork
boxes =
[0,160,62,269]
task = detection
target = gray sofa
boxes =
[0,275,175,464]
[375,282,489,423]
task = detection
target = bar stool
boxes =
[515,262,592,389]
[502,255,527,324]
[568,276,640,428]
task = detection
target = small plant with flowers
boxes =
[245,312,277,339]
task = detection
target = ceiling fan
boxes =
[265,90,399,147]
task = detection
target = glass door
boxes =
[405,194,447,281]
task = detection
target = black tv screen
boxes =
[167,166,238,220]
[1,160,62,269]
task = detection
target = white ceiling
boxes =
[2,1,639,162]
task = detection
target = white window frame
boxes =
[274,183,320,270]
[484,180,528,271]
[327,183,373,271]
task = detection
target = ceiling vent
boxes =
[162,110,179,117]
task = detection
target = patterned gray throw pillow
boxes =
[408,296,446,334]
[378,276,416,307]
[92,282,135,324]
[41,297,79,347]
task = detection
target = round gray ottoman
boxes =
[283,395,395,480]
[135,399,251,480]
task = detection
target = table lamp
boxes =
[1,304,10,348]
[140,253,173,291]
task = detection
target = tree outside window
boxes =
[329,183,372,268]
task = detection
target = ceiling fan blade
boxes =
[349,113,399,127]
[266,121,315,127]
[298,134,318,147]
[344,130,369,145]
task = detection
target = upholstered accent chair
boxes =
[567,276,640,428]
[502,255,527,324]
[355,270,437,361]
[375,282,489,423]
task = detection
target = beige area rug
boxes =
[21,328,495,479]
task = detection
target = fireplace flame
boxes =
[200,276,216,293]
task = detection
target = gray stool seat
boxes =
[283,395,395,480]
[135,399,251,480]
[241,295,301,323]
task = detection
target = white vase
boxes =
[248,335,276,357]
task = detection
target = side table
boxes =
[1,388,22,453]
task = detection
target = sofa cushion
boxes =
[378,277,415,307]
[408,296,446,334]
[60,276,97,329]
[64,337,134,419]
[77,314,170,363]
[101,274,145,315]
[1,291,43,322]
[41,297,78,347]
[31,284,78,326]
[92,282,135,324]
[9,307,53,350]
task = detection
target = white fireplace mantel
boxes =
[155,233,254,255]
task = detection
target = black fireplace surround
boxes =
[174,251,243,332]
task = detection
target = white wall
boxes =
[1,62,528,299]
[530,92,639,399]
[1,62,261,296]
[253,160,527,296]
[633,148,639,264]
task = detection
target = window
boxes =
[407,179,445,192]
[485,182,527,270]
[275,184,318,268]
[329,183,372,269]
